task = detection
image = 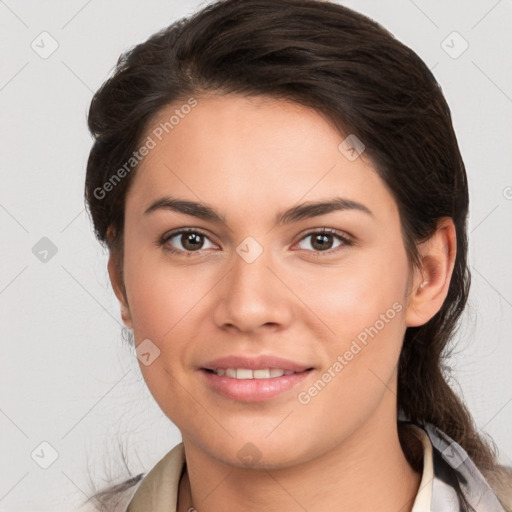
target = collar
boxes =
[417,421,506,511]
[125,442,185,511]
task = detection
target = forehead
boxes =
[125,94,397,223]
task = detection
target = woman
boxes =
[80,0,512,510]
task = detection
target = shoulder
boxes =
[484,464,512,511]
[403,420,512,511]
[75,473,145,512]
[76,442,186,512]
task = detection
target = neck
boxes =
[177,400,422,512]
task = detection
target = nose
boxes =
[212,240,293,333]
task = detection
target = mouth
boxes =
[202,367,314,379]
[199,367,315,402]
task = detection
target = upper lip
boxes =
[201,354,313,372]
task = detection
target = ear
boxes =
[106,226,133,329]
[405,217,457,327]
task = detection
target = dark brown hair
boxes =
[83,0,511,509]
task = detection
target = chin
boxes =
[200,434,310,470]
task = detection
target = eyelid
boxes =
[297,227,353,242]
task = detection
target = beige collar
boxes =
[409,424,434,512]
[126,442,186,511]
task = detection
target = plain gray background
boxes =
[1,1,511,510]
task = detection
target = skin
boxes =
[107,93,457,512]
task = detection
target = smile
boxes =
[200,368,314,402]
[207,368,300,379]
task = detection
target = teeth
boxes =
[236,368,253,379]
[214,368,296,379]
[254,369,270,378]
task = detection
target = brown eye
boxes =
[179,232,205,251]
[161,229,216,254]
[296,229,352,254]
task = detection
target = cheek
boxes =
[294,258,407,432]
[300,243,409,342]
[122,254,206,421]
[123,242,210,339]
[296,243,409,407]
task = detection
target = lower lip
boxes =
[200,369,313,402]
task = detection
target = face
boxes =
[113,93,418,468]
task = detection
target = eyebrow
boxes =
[144,195,373,225]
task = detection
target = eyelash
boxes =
[157,227,353,257]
